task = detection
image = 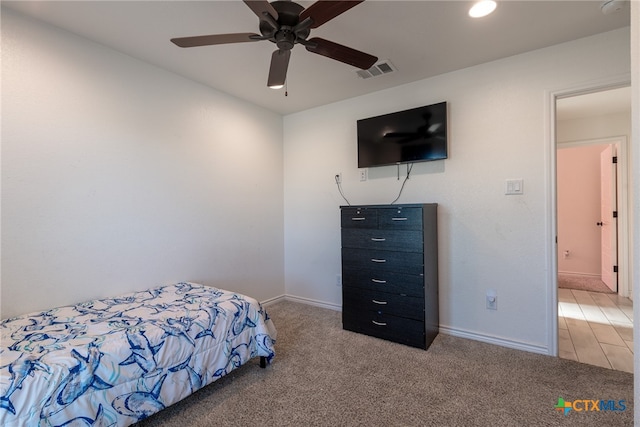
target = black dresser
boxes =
[340,204,438,349]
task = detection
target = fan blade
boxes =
[305,37,377,70]
[267,49,291,88]
[243,0,279,21]
[300,1,364,28]
[171,33,261,48]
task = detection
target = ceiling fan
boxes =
[171,0,378,89]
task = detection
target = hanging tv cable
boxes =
[390,163,413,205]
[335,174,351,206]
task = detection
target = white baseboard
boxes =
[438,324,550,356]
[283,294,341,311]
[261,294,341,311]
[260,294,287,307]
[267,294,551,356]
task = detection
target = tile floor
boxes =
[558,287,633,373]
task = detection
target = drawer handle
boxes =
[372,320,387,326]
[372,299,387,305]
[351,217,366,221]
[371,259,386,263]
[371,237,386,242]
[391,217,408,221]
[371,279,387,284]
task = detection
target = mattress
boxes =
[0,282,276,426]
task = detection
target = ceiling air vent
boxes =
[356,60,397,79]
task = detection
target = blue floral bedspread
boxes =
[0,282,276,426]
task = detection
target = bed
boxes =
[0,282,276,427]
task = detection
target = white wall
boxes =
[557,111,631,143]
[283,27,631,353]
[1,9,285,318]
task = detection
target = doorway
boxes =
[557,139,620,292]
[555,86,633,372]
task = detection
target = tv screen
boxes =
[357,102,448,168]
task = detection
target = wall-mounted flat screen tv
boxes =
[357,102,447,168]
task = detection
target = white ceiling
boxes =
[2,0,631,115]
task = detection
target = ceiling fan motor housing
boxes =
[259,1,310,51]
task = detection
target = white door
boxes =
[600,144,617,292]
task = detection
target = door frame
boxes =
[545,75,631,357]
[600,143,617,293]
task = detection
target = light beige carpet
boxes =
[558,273,615,293]
[135,300,633,427]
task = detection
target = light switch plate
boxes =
[505,179,524,195]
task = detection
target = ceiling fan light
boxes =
[469,1,497,18]
[269,84,285,90]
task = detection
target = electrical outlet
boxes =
[486,290,497,310]
[359,168,368,182]
[336,274,342,287]
[335,173,342,184]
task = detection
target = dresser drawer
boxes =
[342,311,425,349]
[341,228,423,252]
[342,248,424,276]
[378,207,423,230]
[342,266,424,297]
[341,207,378,229]
[343,287,424,320]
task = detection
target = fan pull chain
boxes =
[285,80,288,97]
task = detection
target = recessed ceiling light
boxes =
[469,0,497,18]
